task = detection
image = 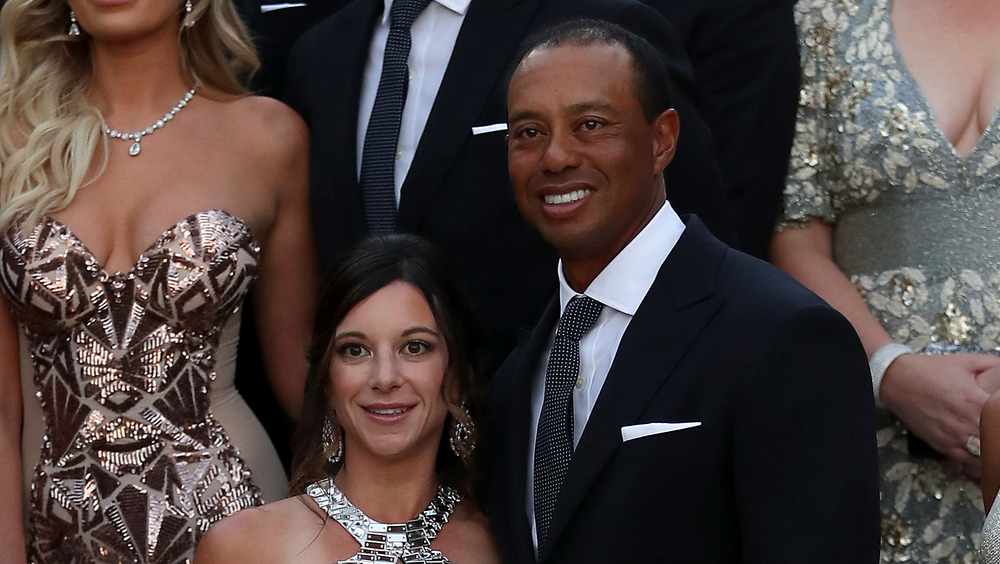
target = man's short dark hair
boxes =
[506,19,673,122]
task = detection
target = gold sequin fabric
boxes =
[0,210,264,563]
[782,0,1000,560]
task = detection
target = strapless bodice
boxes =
[0,209,269,563]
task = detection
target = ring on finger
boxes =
[966,435,982,457]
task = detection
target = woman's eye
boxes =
[404,341,429,355]
[341,344,367,358]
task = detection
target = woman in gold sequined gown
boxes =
[0,0,316,562]
[771,0,1000,560]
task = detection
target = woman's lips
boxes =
[362,404,415,423]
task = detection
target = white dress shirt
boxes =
[526,201,686,550]
[356,0,470,204]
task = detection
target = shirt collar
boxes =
[558,201,685,316]
[381,0,471,25]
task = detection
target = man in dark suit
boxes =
[489,20,880,562]
[283,0,736,369]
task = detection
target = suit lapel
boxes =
[496,299,557,564]
[395,0,537,230]
[539,218,728,561]
[313,0,381,242]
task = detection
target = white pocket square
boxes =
[472,123,507,135]
[261,3,307,13]
[621,421,701,442]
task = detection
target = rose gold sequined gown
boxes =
[0,210,287,563]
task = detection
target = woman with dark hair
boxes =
[0,0,315,561]
[195,234,500,563]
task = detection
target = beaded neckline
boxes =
[306,477,460,564]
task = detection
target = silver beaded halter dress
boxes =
[781,0,1000,560]
[0,210,287,563]
[306,477,460,564]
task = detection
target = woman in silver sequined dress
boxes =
[194,236,500,564]
[0,0,316,562]
[771,0,1000,560]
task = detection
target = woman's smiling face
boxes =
[328,280,452,464]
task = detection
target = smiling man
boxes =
[487,20,881,563]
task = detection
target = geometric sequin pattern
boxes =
[0,210,264,563]
[781,0,1000,560]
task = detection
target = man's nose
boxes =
[541,129,582,172]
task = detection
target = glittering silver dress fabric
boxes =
[983,494,1000,564]
[782,0,1000,560]
[0,210,268,563]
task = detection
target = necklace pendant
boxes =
[128,140,141,156]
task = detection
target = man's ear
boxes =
[652,108,680,175]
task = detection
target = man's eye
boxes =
[583,120,600,130]
[520,128,539,138]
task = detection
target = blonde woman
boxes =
[0,0,316,562]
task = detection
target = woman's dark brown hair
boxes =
[289,234,486,502]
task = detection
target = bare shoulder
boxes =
[219,94,309,159]
[194,496,324,563]
[434,501,501,564]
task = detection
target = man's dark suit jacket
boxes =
[235,0,346,97]
[644,0,799,258]
[284,0,736,367]
[488,217,881,563]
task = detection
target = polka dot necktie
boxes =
[359,0,432,234]
[534,295,604,552]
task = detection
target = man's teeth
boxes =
[369,407,407,415]
[544,189,592,205]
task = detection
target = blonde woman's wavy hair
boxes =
[0,0,260,232]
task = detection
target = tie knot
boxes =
[389,0,432,29]
[555,295,603,343]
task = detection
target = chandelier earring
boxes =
[68,9,80,36]
[449,403,476,462]
[322,413,344,465]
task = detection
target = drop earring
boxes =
[184,0,195,28]
[68,9,80,36]
[322,413,343,465]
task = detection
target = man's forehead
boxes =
[515,41,632,75]
[508,43,636,111]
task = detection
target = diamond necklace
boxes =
[103,87,197,157]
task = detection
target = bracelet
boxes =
[870,342,914,406]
